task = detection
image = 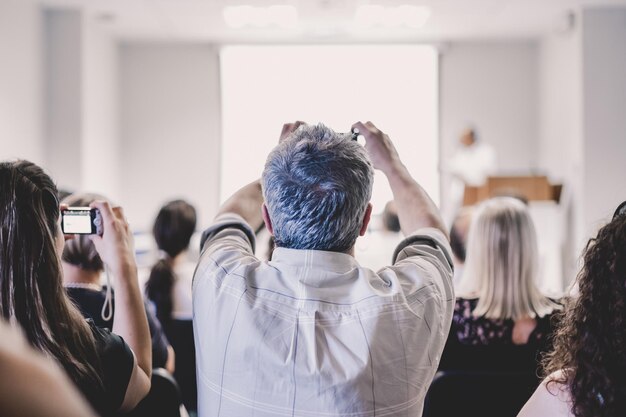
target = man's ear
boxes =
[359,203,373,236]
[262,204,274,236]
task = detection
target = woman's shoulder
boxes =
[86,321,135,411]
[518,371,573,417]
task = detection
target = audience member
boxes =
[145,199,198,411]
[440,197,560,373]
[449,205,474,286]
[444,126,497,224]
[193,121,454,416]
[0,160,152,416]
[382,200,401,232]
[355,200,404,270]
[518,201,626,417]
[0,319,97,417]
[145,199,197,326]
[62,192,174,372]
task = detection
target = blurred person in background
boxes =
[444,127,497,224]
[449,205,474,286]
[145,199,198,412]
[355,199,403,271]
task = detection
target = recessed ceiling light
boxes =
[354,5,430,29]
[223,5,298,29]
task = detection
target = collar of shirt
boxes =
[271,247,358,273]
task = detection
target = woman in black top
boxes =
[440,197,561,373]
[62,192,174,372]
[0,160,152,415]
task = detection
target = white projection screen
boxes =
[220,45,439,212]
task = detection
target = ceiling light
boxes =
[223,5,298,29]
[354,5,430,29]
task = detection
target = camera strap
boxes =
[101,266,114,322]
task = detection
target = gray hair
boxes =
[456,197,559,319]
[262,124,374,252]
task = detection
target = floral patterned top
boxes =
[438,297,561,373]
[451,298,556,346]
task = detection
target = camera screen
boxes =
[62,209,93,234]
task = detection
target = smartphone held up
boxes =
[61,207,103,235]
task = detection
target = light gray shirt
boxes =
[193,214,454,417]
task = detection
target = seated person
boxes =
[193,121,454,416]
[145,199,197,411]
[0,160,152,416]
[440,197,561,374]
[62,193,174,373]
[449,205,474,286]
[519,201,626,417]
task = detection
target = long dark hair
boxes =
[145,200,196,327]
[543,213,626,416]
[0,160,102,388]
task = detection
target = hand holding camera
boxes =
[87,201,136,278]
[351,121,401,174]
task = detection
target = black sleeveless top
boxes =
[82,320,134,416]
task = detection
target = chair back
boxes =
[167,319,197,412]
[423,370,539,417]
[128,368,182,417]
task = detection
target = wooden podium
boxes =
[463,175,562,206]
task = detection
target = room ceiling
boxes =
[39,0,626,42]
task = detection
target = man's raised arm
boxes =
[352,121,448,238]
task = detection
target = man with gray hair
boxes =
[193,121,454,417]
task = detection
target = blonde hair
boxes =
[456,197,558,320]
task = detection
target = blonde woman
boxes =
[439,197,560,372]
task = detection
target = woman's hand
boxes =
[89,201,136,276]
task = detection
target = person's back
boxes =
[193,122,454,416]
[441,198,560,374]
[145,199,198,411]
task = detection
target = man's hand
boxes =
[352,121,400,174]
[352,121,447,237]
[279,121,306,143]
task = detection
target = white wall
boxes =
[119,43,222,231]
[440,41,540,217]
[82,15,120,201]
[44,8,121,198]
[581,8,626,236]
[0,0,42,164]
[538,21,584,285]
[44,9,83,190]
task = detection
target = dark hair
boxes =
[145,200,196,326]
[0,161,102,390]
[61,193,107,272]
[382,201,400,233]
[543,213,626,417]
[449,207,473,263]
